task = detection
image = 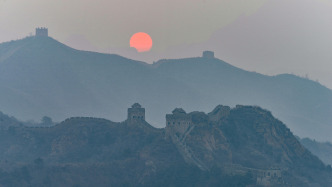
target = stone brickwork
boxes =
[208,105,231,122]
[166,108,192,135]
[127,103,145,122]
[223,164,283,186]
[256,169,283,186]
[165,108,208,170]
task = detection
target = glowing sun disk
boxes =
[130,32,153,52]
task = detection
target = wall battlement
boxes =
[166,108,192,126]
[35,27,48,37]
[166,108,193,136]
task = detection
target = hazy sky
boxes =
[0,0,266,49]
[1,0,332,89]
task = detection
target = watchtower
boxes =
[166,108,193,136]
[127,103,145,122]
[166,108,191,127]
[202,51,214,59]
[35,27,48,37]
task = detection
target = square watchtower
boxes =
[202,51,214,59]
[128,103,145,122]
[166,108,193,134]
[35,27,48,37]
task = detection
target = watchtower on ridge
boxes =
[202,51,215,59]
[127,103,145,122]
[35,27,48,37]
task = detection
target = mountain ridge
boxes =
[0,37,331,142]
[0,104,331,186]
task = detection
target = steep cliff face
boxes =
[165,105,331,186]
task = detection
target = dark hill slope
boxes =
[0,116,255,187]
[0,37,332,141]
[0,106,331,186]
[0,117,194,187]
[0,117,179,164]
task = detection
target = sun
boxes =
[130,32,153,52]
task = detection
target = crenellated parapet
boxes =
[35,27,48,37]
[166,108,191,125]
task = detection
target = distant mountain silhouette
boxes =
[299,137,332,166]
[0,105,331,186]
[0,36,331,141]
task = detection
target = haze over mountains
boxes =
[0,36,331,142]
[57,0,332,90]
[299,138,332,166]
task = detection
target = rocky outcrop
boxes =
[165,105,330,186]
